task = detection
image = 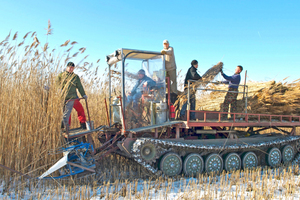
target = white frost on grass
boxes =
[92,167,300,200]
[2,166,300,199]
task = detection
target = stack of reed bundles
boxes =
[197,79,300,116]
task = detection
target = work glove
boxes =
[44,85,50,91]
[220,69,224,75]
[83,95,88,100]
[161,50,167,55]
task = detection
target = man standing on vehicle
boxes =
[180,60,202,120]
[56,62,87,130]
[220,65,243,119]
[161,40,178,95]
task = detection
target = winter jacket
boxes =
[131,75,156,95]
[56,71,86,100]
[221,73,241,89]
[162,46,176,71]
[184,65,202,87]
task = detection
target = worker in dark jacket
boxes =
[126,69,156,108]
[56,62,87,130]
[180,60,202,120]
[221,65,243,119]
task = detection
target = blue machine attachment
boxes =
[39,142,95,179]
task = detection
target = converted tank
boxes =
[103,48,300,176]
[38,48,300,179]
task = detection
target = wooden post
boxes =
[243,70,247,99]
[243,70,247,114]
[176,125,180,139]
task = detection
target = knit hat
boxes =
[67,62,75,67]
[138,69,145,75]
[191,60,198,66]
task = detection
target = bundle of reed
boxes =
[245,81,300,115]
[174,62,223,118]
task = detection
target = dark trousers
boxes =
[180,93,196,120]
[221,88,238,118]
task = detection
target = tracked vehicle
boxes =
[39,48,300,178]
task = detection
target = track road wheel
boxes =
[205,153,223,174]
[183,153,204,176]
[224,153,241,172]
[140,142,157,163]
[267,147,281,167]
[242,152,258,169]
[282,145,294,164]
[160,152,182,176]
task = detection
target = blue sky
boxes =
[0,0,299,83]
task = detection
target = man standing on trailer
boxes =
[56,62,87,130]
[220,65,243,119]
[161,40,178,95]
[180,60,202,120]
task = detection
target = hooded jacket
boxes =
[56,71,86,100]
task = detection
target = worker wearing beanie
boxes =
[161,40,179,94]
[56,62,87,130]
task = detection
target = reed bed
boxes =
[0,26,105,182]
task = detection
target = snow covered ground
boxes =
[2,166,300,199]
[91,169,300,200]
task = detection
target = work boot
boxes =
[80,123,87,129]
